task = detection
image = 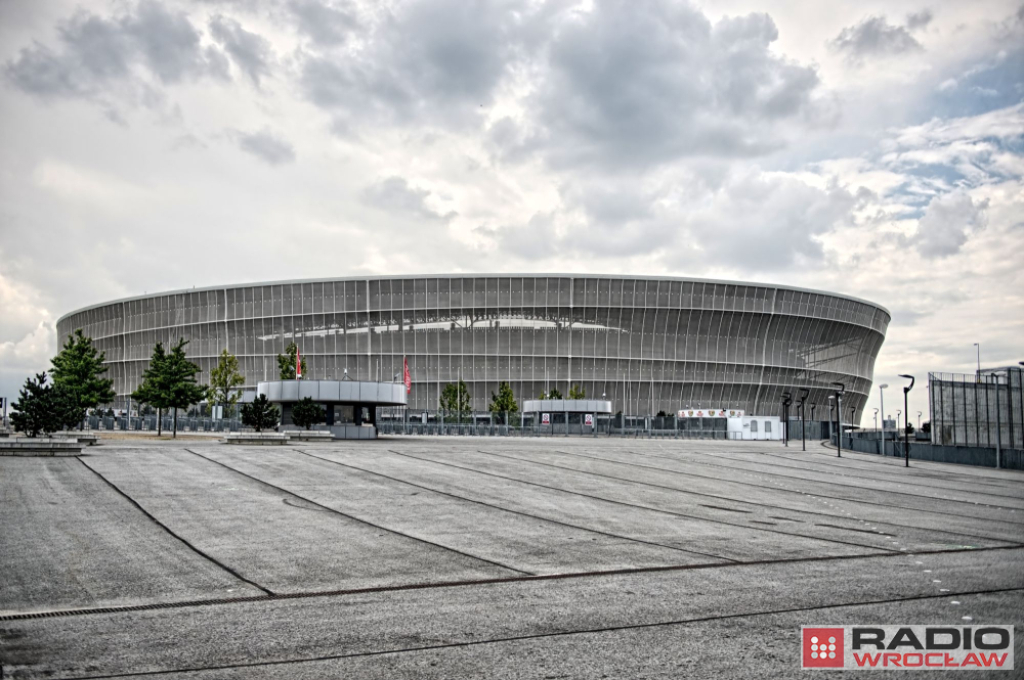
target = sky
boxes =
[1,0,1022,425]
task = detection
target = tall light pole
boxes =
[782,392,792,447]
[917,411,922,429]
[899,374,915,467]
[973,343,981,378]
[832,382,845,457]
[873,408,879,455]
[879,383,888,455]
[798,388,809,452]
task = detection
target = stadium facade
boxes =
[56,275,890,419]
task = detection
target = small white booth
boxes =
[677,408,782,441]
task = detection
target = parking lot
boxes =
[2,437,1022,678]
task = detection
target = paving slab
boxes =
[2,547,1020,679]
[0,457,262,614]
[194,447,713,574]
[82,448,517,594]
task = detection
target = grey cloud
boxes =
[291,0,358,46]
[911,191,988,258]
[906,10,933,30]
[829,16,923,62]
[299,0,524,128]
[209,15,274,86]
[4,0,226,103]
[236,130,296,165]
[360,177,455,221]
[508,1,823,171]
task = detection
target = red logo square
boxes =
[803,628,844,668]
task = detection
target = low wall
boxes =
[834,434,1024,470]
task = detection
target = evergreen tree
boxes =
[133,342,169,436]
[569,384,586,399]
[162,339,208,438]
[277,341,308,380]
[208,349,245,417]
[488,381,519,424]
[439,379,471,419]
[241,394,279,432]
[10,373,84,437]
[547,387,563,399]
[50,329,115,428]
[291,397,325,430]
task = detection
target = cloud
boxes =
[291,0,358,47]
[360,176,455,221]
[299,0,523,129]
[829,16,923,62]
[905,10,933,31]
[234,129,296,165]
[4,0,228,105]
[911,190,988,258]
[209,15,274,86]
[505,1,825,171]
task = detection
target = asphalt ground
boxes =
[1,437,1022,679]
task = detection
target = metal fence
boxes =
[929,369,1023,450]
[76,415,243,433]
[377,409,731,438]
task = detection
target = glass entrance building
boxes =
[56,275,889,419]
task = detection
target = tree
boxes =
[241,394,279,432]
[277,341,307,380]
[905,423,916,435]
[10,373,84,437]
[133,342,169,436]
[547,387,563,399]
[488,381,519,424]
[162,339,208,438]
[439,379,471,419]
[569,384,586,399]
[50,329,116,429]
[921,421,931,435]
[291,397,325,430]
[208,349,245,417]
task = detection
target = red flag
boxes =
[403,357,411,394]
[296,345,302,379]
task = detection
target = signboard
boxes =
[677,409,745,418]
[541,413,550,425]
[584,413,594,427]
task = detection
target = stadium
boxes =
[56,275,889,420]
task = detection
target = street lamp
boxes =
[899,374,915,467]
[973,343,981,378]
[917,411,922,429]
[781,392,792,447]
[832,382,845,457]
[879,383,889,454]
[798,388,809,451]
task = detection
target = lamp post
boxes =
[917,411,922,429]
[974,343,981,378]
[898,374,915,467]
[873,408,879,455]
[782,392,792,447]
[879,383,888,455]
[798,388,809,451]
[809,404,816,439]
[832,382,845,457]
